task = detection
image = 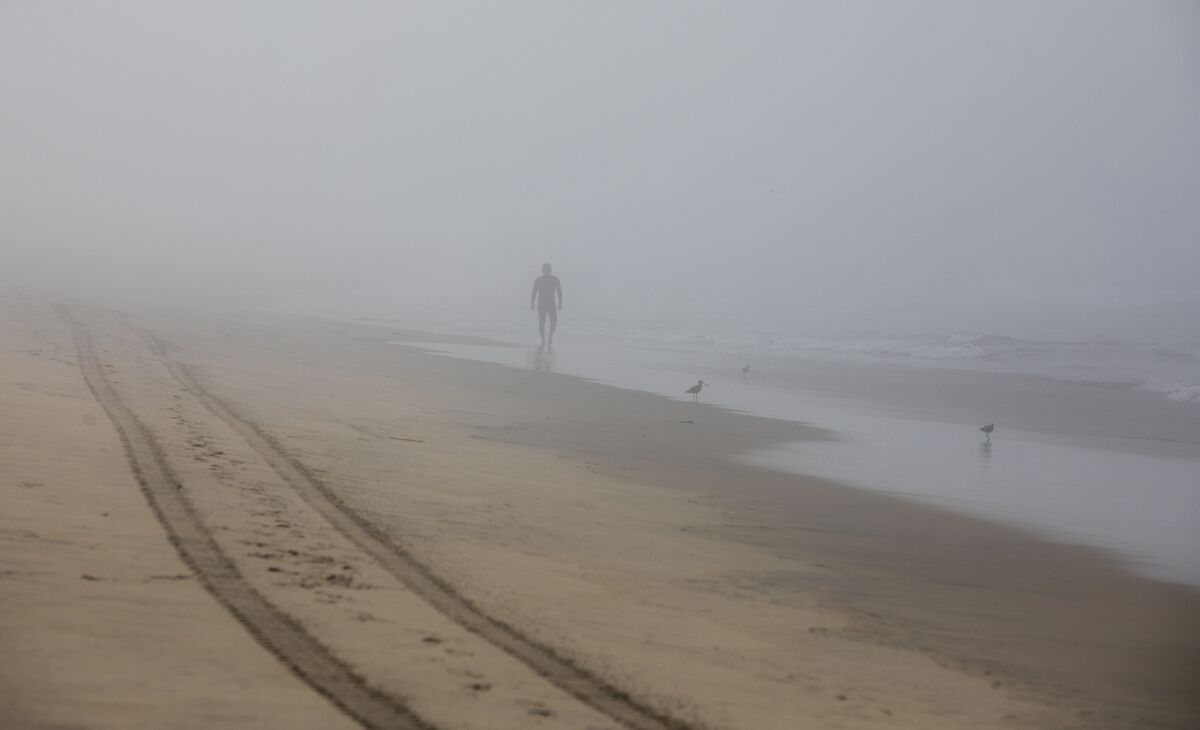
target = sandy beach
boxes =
[3,294,1198,730]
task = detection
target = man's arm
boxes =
[531,280,538,310]
[556,278,563,310]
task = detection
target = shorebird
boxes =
[742,364,750,379]
[686,380,708,402]
[980,423,994,442]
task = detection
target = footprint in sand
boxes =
[324,573,353,587]
[518,701,556,718]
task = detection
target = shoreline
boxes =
[5,297,1199,728]
[387,329,1200,589]
[325,310,1200,413]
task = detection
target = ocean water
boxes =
[358,306,1200,404]
[375,316,1200,588]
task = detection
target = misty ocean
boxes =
[374,314,1200,589]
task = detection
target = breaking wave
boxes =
[1138,382,1200,404]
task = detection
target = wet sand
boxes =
[3,296,1198,729]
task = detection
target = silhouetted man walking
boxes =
[530,263,562,345]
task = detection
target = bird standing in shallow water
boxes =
[686,380,708,402]
[980,423,994,442]
[742,364,750,379]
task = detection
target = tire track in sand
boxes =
[130,324,693,730]
[56,305,430,730]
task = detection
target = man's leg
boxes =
[538,309,547,343]
[547,308,557,344]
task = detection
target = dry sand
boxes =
[0,296,356,730]
[3,295,1197,729]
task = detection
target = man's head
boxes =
[542,263,552,274]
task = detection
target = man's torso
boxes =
[534,275,559,309]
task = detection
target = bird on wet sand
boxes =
[686,380,708,402]
[742,364,750,379]
[980,423,994,442]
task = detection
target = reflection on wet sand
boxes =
[975,440,993,484]
[526,345,556,372]
[392,336,1200,587]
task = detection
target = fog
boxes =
[3,2,1198,342]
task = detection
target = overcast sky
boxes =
[3,2,1198,339]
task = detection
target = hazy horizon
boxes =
[4,2,1198,343]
